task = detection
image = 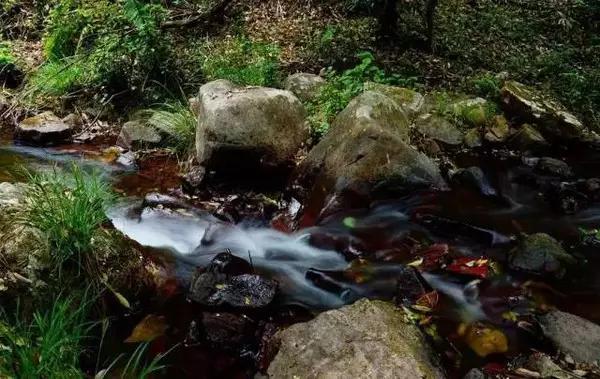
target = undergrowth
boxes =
[0,294,91,378]
[201,36,281,87]
[146,103,197,155]
[17,165,113,278]
[307,51,417,137]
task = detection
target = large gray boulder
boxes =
[295,91,444,199]
[537,310,600,364]
[15,111,73,146]
[415,114,464,145]
[267,299,445,379]
[501,81,585,140]
[363,82,425,119]
[283,73,326,102]
[196,80,309,177]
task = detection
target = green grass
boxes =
[146,103,197,155]
[17,165,113,276]
[201,36,281,87]
[0,295,91,378]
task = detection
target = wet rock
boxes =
[181,165,206,192]
[364,82,425,119]
[116,120,162,150]
[509,233,574,278]
[484,115,510,143]
[196,80,308,180]
[510,123,548,151]
[0,182,24,208]
[189,273,277,308]
[295,91,445,201]
[62,113,82,129]
[524,352,576,379]
[578,178,600,201]
[464,128,483,148]
[535,157,573,178]
[537,310,600,364]
[15,111,73,146]
[201,312,254,348]
[450,167,497,197]
[416,114,464,145]
[544,182,586,215]
[283,73,326,102]
[267,299,445,378]
[463,368,487,379]
[188,253,277,308]
[501,81,585,140]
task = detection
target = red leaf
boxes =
[446,257,490,278]
[418,244,450,271]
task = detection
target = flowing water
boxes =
[3,141,600,377]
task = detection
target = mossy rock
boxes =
[268,299,445,378]
[509,233,575,278]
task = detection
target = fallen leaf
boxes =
[447,257,490,278]
[416,291,439,311]
[460,323,509,357]
[125,314,168,343]
[417,244,449,271]
[343,217,357,228]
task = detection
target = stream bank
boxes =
[1,76,600,378]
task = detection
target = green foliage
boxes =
[469,73,502,100]
[27,59,84,97]
[0,41,16,67]
[0,295,90,378]
[34,0,169,101]
[307,51,412,136]
[304,18,377,67]
[18,165,113,275]
[100,342,173,379]
[146,103,197,155]
[201,36,281,87]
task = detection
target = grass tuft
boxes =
[146,103,196,155]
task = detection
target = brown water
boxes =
[3,142,600,377]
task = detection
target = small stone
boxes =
[283,73,326,102]
[116,120,162,150]
[15,111,73,146]
[463,368,487,379]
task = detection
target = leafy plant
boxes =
[0,295,91,378]
[34,0,169,101]
[469,73,502,100]
[17,165,113,276]
[146,103,197,155]
[307,51,410,136]
[201,36,281,87]
[26,59,84,97]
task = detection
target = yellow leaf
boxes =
[125,314,168,343]
[462,323,509,357]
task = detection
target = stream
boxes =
[2,141,600,377]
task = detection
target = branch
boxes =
[162,0,233,28]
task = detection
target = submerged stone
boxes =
[450,166,497,197]
[535,157,574,179]
[267,299,445,378]
[509,233,574,278]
